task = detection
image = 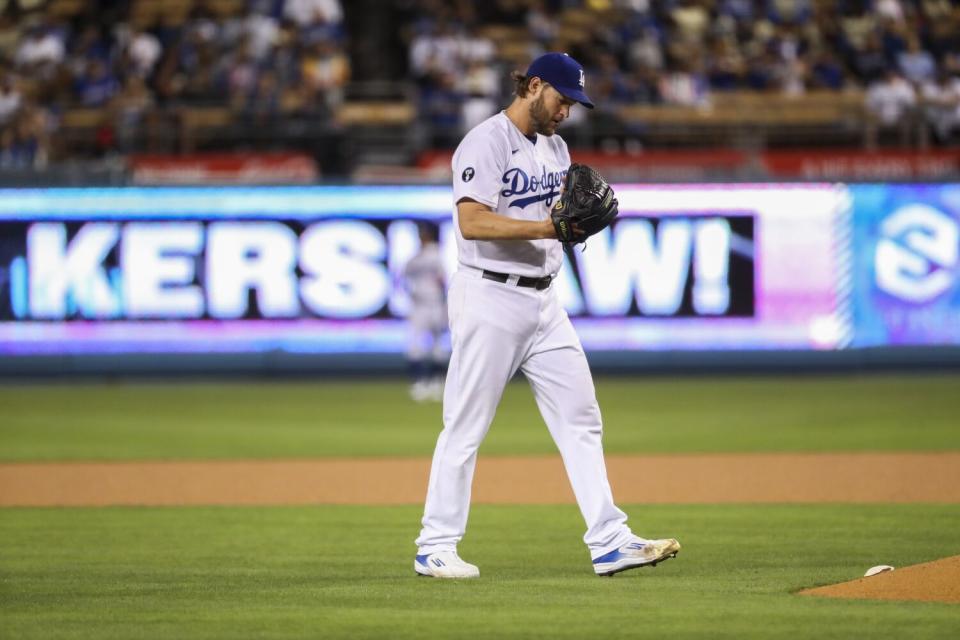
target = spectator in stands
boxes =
[475,0,527,26]
[767,23,811,94]
[0,70,22,126]
[300,36,350,111]
[420,69,462,146]
[924,4,960,64]
[0,12,20,60]
[171,30,223,105]
[525,0,558,46]
[626,24,664,75]
[920,70,960,144]
[767,0,812,25]
[234,4,280,62]
[185,0,222,45]
[70,24,114,71]
[0,101,50,169]
[225,40,260,111]
[809,48,845,89]
[285,0,344,41]
[457,23,495,68]
[851,31,890,84]
[594,51,640,105]
[839,2,877,57]
[865,68,917,147]
[110,75,154,152]
[459,58,499,133]
[409,19,461,86]
[744,49,780,91]
[242,68,282,125]
[896,36,936,86]
[874,0,906,24]
[718,0,755,22]
[877,15,908,63]
[122,26,163,80]
[14,19,65,81]
[265,23,303,110]
[74,58,120,107]
[285,0,344,27]
[670,0,710,46]
[659,56,710,108]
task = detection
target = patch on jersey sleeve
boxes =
[461,167,475,182]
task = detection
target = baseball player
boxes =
[403,223,448,402]
[414,53,680,578]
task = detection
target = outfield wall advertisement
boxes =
[0,184,956,356]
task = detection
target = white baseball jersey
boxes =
[451,111,570,278]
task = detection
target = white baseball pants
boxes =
[416,268,634,559]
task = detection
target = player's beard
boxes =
[529,93,555,136]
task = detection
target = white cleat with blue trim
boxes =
[414,550,480,579]
[592,538,681,576]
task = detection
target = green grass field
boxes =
[1,375,959,638]
[2,504,958,639]
[1,375,959,461]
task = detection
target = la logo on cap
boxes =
[579,69,585,88]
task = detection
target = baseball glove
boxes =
[550,163,619,244]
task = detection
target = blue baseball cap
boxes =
[526,52,594,109]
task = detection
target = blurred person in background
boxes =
[231,3,280,62]
[110,75,154,152]
[299,36,350,111]
[164,27,222,105]
[850,31,890,85]
[225,39,260,111]
[421,69,463,147]
[74,58,120,107]
[659,55,710,108]
[920,70,960,144]
[459,57,499,134]
[14,18,65,82]
[896,35,936,86]
[403,222,448,403]
[285,0,344,44]
[874,0,905,23]
[808,47,845,90]
[705,37,746,92]
[767,0,813,25]
[0,68,22,126]
[284,0,343,30]
[121,25,163,80]
[0,101,51,169]
[865,67,917,147]
[242,67,282,125]
[0,12,20,60]
[525,0,558,46]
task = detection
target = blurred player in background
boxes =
[403,222,448,402]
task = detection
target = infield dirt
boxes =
[800,556,960,604]
[2,452,959,507]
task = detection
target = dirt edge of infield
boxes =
[798,555,960,604]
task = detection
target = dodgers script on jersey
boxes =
[451,111,571,277]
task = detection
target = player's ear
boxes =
[528,76,543,96]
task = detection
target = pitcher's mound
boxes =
[800,556,960,604]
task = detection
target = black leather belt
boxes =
[482,270,553,290]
